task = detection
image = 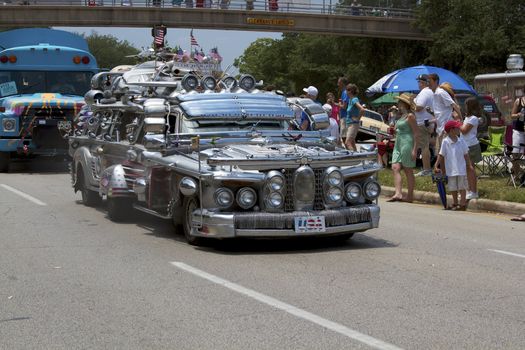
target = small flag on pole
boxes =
[152,25,166,48]
[190,29,199,46]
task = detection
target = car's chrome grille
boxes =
[283,168,324,212]
[234,206,371,230]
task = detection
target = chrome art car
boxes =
[69,60,382,245]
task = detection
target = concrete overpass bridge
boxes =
[0,0,428,41]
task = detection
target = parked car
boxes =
[357,109,393,142]
[68,58,382,246]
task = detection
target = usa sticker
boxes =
[294,216,326,233]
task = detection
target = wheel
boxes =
[181,196,206,246]
[78,169,101,207]
[107,197,132,222]
[0,152,10,172]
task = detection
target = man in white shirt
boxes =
[428,73,462,154]
[413,74,435,177]
[323,103,341,146]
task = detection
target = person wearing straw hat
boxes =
[428,74,463,155]
[386,93,419,203]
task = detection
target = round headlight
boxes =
[239,74,256,91]
[265,192,284,208]
[214,188,234,208]
[201,76,217,91]
[325,167,343,186]
[265,171,285,191]
[182,73,199,91]
[221,76,238,90]
[363,181,381,200]
[3,118,16,131]
[236,187,257,209]
[345,182,362,202]
[326,187,343,203]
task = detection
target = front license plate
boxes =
[294,216,326,233]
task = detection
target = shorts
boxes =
[512,129,525,154]
[468,143,482,164]
[345,123,359,140]
[447,175,468,191]
[416,124,431,150]
[376,140,394,156]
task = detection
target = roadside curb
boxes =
[381,186,525,216]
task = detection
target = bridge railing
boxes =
[3,0,415,19]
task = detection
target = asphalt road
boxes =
[1,164,524,350]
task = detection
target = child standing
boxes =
[460,97,482,200]
[433,120,474,211]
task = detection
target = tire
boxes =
[0,152,10,172]
[107,197,132,222]
[182,196,206,246]
[78,170,102,207]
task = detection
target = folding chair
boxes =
[478,126,508,177]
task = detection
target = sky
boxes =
[56,27,283,71]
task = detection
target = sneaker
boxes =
[415,169,432,177]
[466,192,479,200]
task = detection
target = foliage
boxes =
[414,0,525,81]
[235,33,428,103]
[83,31,140,70]
[377,169,525,203]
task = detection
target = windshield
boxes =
[181,118,289,133]
[0,71,93,97]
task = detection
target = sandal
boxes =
[386,197,403,202]
[445,204,459,210]
[510,216,525,222]
[452,205,467,211]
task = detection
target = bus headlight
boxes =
[2,118,16,132]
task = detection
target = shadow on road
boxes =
[6,157,70,174]
[75,199,397,254]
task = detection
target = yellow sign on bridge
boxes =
[246,18,295,26]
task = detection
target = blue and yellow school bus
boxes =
[0,28,98,171]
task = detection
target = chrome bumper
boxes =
[189,204,380,238]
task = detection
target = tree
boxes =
[235,33,428,103]
[83,31,140,70]
[414,0,525,80]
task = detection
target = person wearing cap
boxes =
[428,74,463,155]
[299,85,320,130]
[433,120,474,211]
[344,83,365,151]
[413,74,435,177]
[386,93,418,203]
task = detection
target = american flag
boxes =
[193,48,204,62]
[209,47,223,62]
[153,26,166,47]
[190,29,199,46]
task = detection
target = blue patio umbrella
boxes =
[365,65,476,96]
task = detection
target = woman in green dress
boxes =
[387,93,419,203]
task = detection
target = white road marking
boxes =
[0,184,47,206]
[171,261,403,350]
[488,249,525,259]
